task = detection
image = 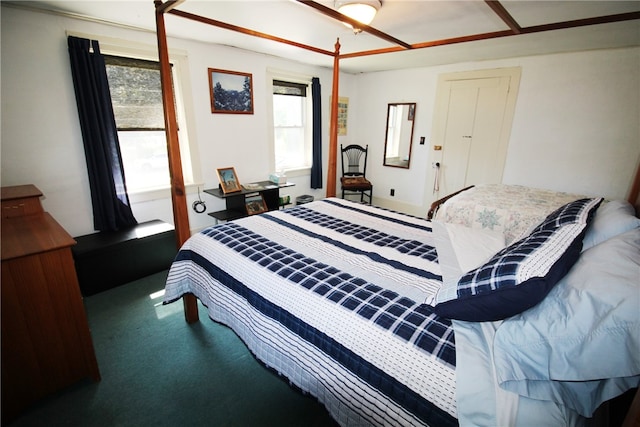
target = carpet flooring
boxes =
[8,271,339,427]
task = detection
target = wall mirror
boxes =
[383,103,416,168]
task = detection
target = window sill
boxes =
[129,183,204,204]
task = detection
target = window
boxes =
[272,79,312,173]
[105,55,192,193]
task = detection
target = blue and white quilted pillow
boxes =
[434,198,603,321]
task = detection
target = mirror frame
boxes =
[383,102,416,169]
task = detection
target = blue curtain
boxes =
[67,36,137,231]
[310,77,323,189]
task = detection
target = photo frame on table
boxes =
[216,167,241,193]
[208,68,254,114]
[245,194,268,216]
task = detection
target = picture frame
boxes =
[245,194,268,216]
[216,167,242,193]
[208,68,254,114]
[337,96,348,136]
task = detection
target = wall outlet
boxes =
[419,136,425,145]
[390,189,395,196]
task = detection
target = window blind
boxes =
[273,80,308,97]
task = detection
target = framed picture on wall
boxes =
[337,96,348,136]
[208,68,254,114]
[245,194,268,216]
[216,167,242,193]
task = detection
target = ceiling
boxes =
[11,0,640,73]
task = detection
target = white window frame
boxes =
[68,32,202,203]
[267,69,313,178]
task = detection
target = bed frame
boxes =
[151,0,640,324]
[151,5,640,421]
[427,185,475,220]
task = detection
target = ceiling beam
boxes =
[521,10,640,34]
[155,0,185,15]
[339,29,515,60]
[485,1,522,34]
[166,7,335,57]
[340,10,640,60]
[297,0,412,50]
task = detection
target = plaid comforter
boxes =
[164,198,457,426]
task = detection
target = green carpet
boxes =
[8,271,338,427]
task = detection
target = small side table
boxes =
[205,180,295,223]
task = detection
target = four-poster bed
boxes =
[153,1,640,425]
[153,0,640,323]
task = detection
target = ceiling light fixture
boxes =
[335,0,382,34]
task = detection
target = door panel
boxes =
[440,82,479,193]
[426,68,520,206]
[464,76,510,186]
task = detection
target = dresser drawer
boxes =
[1,184,43,218]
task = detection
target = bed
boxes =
[164,184,640,426]
[152,4,640,424]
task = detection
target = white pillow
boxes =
[582,199,640,251]
[431,221,506,304]
[493,227,640,417]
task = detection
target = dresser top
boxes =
[1,212,75,260]
[1,184,43,201]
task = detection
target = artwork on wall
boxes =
[216,167,242,193]
[208,68,254,114]
[337,96,348,135]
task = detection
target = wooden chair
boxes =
[340,144,373,204]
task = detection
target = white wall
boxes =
[1,5,353,236]
[505,49,639,198]
[2,5,638,235]
[356,48,640,216]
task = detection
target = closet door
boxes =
[427,68,521,202]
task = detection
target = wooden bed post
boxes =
[155,0,199,323]
[326,39,341,198]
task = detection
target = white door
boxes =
[426,68,521,204]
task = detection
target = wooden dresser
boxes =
[1,185,100,423]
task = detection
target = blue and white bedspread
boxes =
[164,198,457,426]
